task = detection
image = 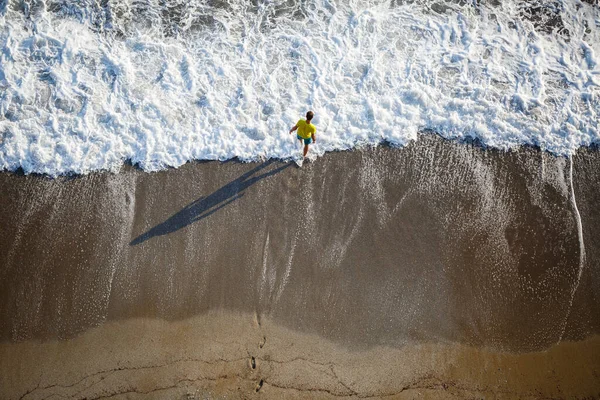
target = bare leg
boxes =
[303,144,309,158]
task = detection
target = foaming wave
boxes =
[0,0,599,175]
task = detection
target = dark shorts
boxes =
[297,135,312,145]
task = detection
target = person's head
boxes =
[306,111,314,122]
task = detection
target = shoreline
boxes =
[3,131,600,179]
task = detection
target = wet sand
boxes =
[1,135,599,398]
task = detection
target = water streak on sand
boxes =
[558,156,586,343]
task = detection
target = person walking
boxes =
[289,111,316,159]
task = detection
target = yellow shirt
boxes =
[296,119,316,139]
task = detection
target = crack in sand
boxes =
[15,352,570,400]
[19,357,248,400]
[328,364,359,396]
[92,376,240,400]
[265,376,518,399]
[18,381,41,400]
[258,356,355,395]
[261,355,336,367]
[264,380,369,398]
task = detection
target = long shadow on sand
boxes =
[130,160,291,246]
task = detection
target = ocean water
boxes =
[0,0,598,175]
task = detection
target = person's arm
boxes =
[311,132,316,143]
[289,125,298,134]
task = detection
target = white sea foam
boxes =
[0,0,599,175]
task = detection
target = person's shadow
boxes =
[130,160,291,246]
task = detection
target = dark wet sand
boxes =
[1,135,599,399]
